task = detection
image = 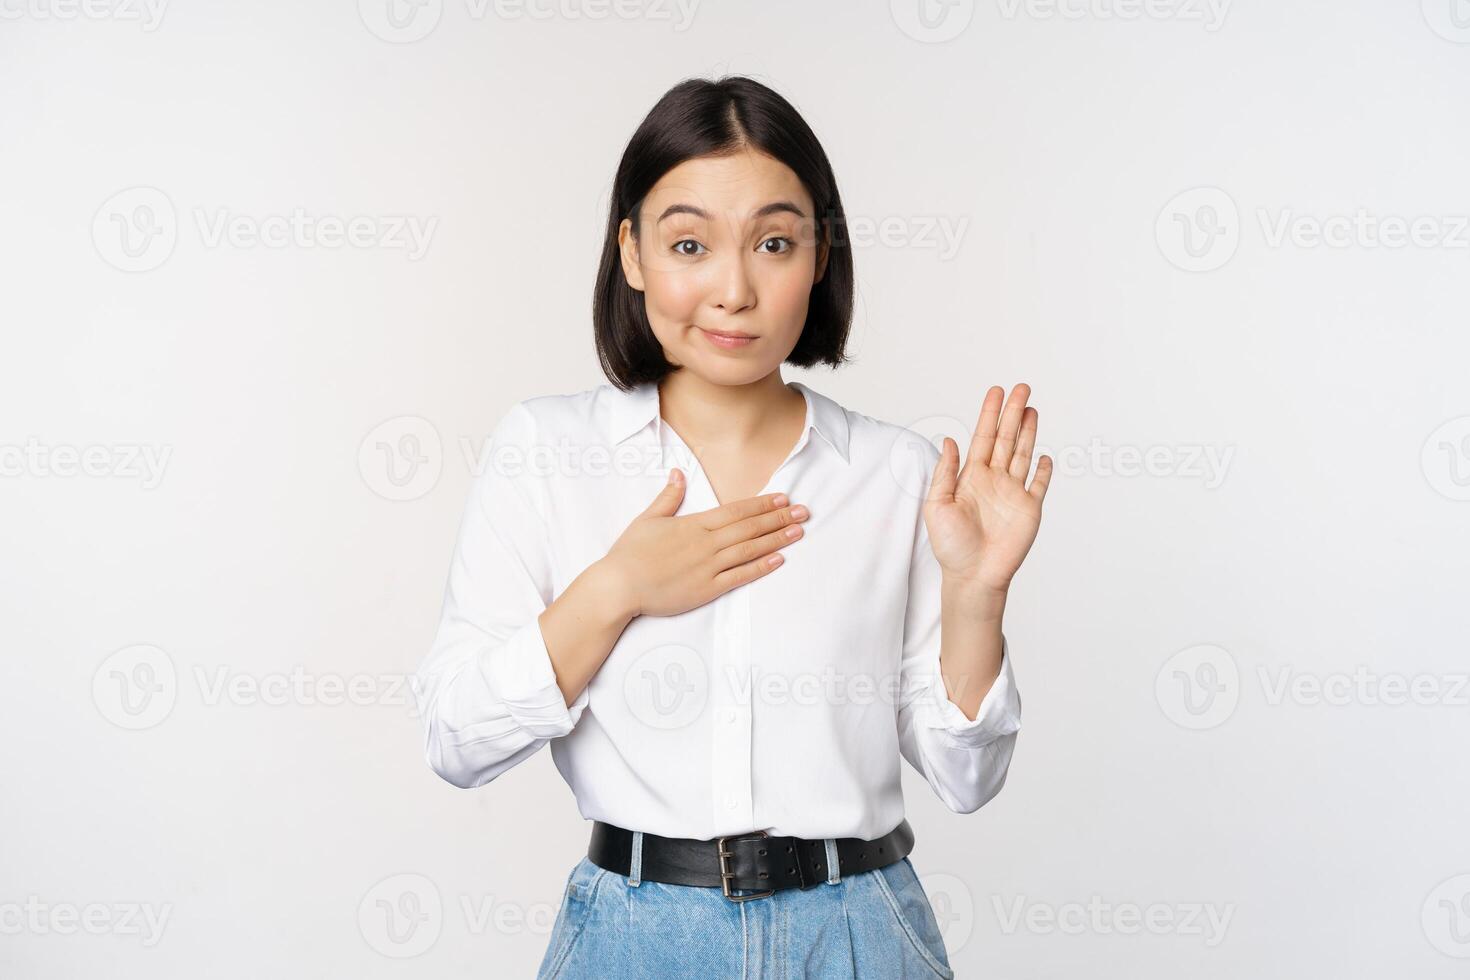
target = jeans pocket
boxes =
[536,857,609,980]
[872,857,955,980]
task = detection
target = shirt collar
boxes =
[607,379,851,464]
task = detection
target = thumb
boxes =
[642,467,686,517]
[925,438,959,510]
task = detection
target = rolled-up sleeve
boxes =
[894,444,1022,813]
[413,401,589,789]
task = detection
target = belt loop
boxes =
[628,830,644,887]
[825,838,841,884]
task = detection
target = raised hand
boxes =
[923,383,1052,596]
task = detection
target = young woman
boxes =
[415,75,1051,979]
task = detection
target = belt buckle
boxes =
[716,830,775,902]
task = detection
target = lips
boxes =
[697,326,757,349]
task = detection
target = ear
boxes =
[813,220,830,285]
[618,218,646,292]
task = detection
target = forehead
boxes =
[644,149,811,215]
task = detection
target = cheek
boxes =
[642,268,705,323]
[757,258,817,322]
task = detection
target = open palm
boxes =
[923,383,1053,594]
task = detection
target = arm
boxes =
[896,496,1024,813]
[413,402,632,789]
[897,382,1052,812]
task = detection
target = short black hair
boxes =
[594,75,855,390]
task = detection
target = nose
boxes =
[711,251,756,314]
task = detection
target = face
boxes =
[618,148,829,385]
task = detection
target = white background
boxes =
[3,0,1470,976]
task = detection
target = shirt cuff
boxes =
[921,634,1022,747]
[477,617,589,739]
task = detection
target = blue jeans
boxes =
[535,834,955,979]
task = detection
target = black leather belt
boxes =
[587,819,915,902]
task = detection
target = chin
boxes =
[680,355,780,387]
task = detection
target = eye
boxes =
[673,239,707,257]
[758,237,793,255]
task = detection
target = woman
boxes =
[414,75,1052,979]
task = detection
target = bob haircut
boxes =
[594,75,855,390]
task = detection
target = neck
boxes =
[656,370,802,449]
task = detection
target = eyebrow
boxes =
[656,201,809,223]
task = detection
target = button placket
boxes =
[657,402,808,835]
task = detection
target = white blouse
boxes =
[413,379,1022,841]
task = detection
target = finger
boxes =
[642,467,687,517]
[712,502,809,551]
[713,520,804,571]
[1008,407,1038,481]
[699,491,788,530]
[927,436,960,507]
[989,383,1031,470]
[712,547,788,594]
[966,386,1006,472]
[1028,454,1054,502]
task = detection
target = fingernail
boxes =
[772,493,788,507]
[790,505,808,519]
